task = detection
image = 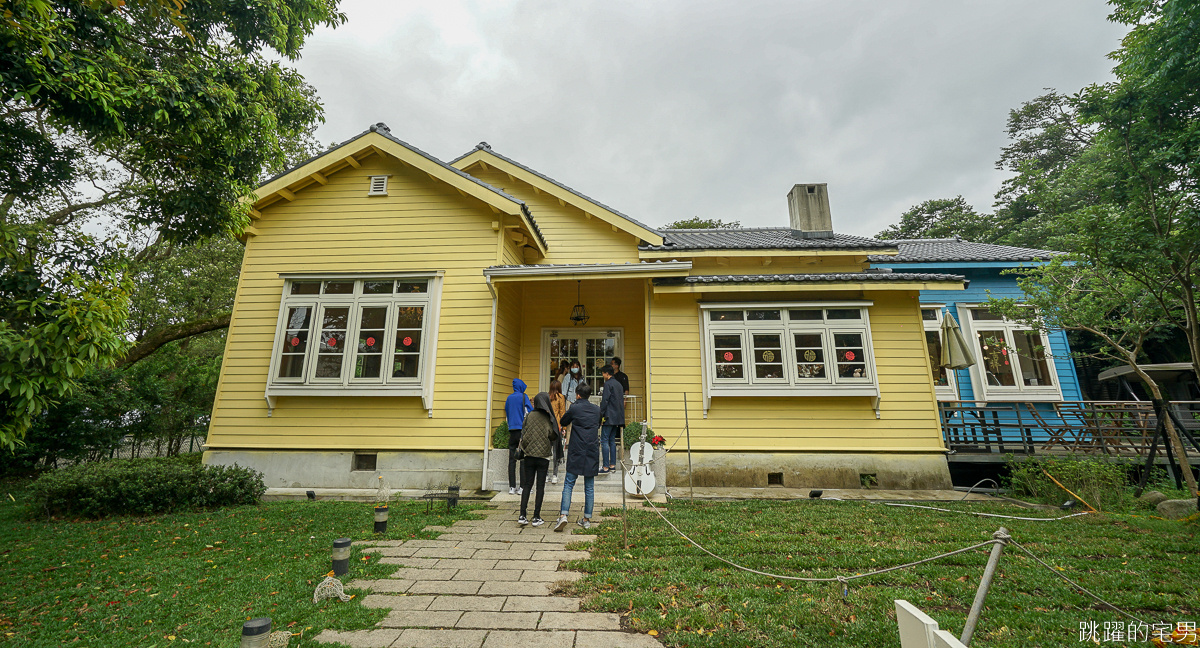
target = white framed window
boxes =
[699,302,879,400]
[367,175,389,196]
[960,304,1062,402]
[921,306,958,401]
[265,273,443,414]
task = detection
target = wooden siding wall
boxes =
[467,167,641,264]
[491,281,523,440]
[648,290,946,452]
[207,154,505,451]
[515,278,647,399]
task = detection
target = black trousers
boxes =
[519,457,549,519]
[508,431,523,488]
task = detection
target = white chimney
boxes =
[787,183,833,239]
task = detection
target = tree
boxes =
[663,217,742,229]
[875,196,997,242]
[0,0,344,447]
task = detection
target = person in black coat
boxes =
[598,365,625,473]
[554,381,601,531]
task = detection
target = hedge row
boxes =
[29,454,266,518]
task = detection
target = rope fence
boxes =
[620,466,1147,628]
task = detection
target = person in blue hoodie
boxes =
[505,378,533,495]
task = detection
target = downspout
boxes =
[482,276,499,491]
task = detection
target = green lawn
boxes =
[565,499,1199,647]
[0,486,480,647]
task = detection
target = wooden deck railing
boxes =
[938,400,1200,458]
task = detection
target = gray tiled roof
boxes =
[258,124,548,250]
[654,272,966,285]
[641,228,897,252]
[867,238,1062,263]
[451,142,662,239]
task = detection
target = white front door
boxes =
[541,328,624,395]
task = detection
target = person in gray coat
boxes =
[555,382,601,531]
[598,365,625,473]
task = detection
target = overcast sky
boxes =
[291,1,1128,237]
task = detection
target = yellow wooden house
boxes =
[203,123,965,490]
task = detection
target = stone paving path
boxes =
[315,504,664,648]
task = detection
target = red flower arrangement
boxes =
[650,435,665,448]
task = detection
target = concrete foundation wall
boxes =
[203,450,482,490]
[665,452,951,490]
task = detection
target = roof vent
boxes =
[370,122,391,133]
[368,175,389,196]
[787,183,834,239]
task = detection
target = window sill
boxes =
[264,385,429,416]
[977,390,1063,403]
[709,385,879,398]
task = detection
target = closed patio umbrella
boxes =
[940,310,976,370]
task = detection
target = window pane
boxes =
[585,337,617,394]
[976,330,1016,386]
[395,330,422,352]
[925,331,948,386]
[354,306,387,379]
[752,333,784,379]
[794,333,826,379]
[713,333,744,379]
[747,309,781,321]
[314,356,343,378]
[392,354,419,378]
[290,281,320,295]
[834,332,867,379]
[788,309,822,321]
[921,308,939,321]
[277,355,306,379]
[971,308,1004,321]
[826,309,861,320]
[323,281,354,294]
[1013,330,1054,387]
[709,310,743,322]
[396,306,424,329]
[396,281,428,293]
[363,280,393,294]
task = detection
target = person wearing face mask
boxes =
[563,360,585,403]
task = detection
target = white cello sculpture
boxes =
[623,428,657,496]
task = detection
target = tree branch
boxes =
[42,190,132,226]
[117,312,231,367]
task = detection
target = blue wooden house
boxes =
[870,238,1085,454]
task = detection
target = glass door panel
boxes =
[925,330,949,387]
[313,306,349,380]
[391,306,424,380]
[584,336,617,394]
[547,336,580,387]
[353,306,388,380]
[976,330,1016,386]
[1013,330,1054,387]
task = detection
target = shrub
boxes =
[622,421,654,449]
[491,422,509,449]
[1004,456,1128,511]
[28,455,265,518]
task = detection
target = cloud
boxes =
[294,0,1127,236]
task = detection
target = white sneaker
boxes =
[516,487,523,495]
[551,475,558,484]
[577,518,591,529]
[517,516,529,526]
[508,487,516,495]
[553,515,569,532]
[531,518,545,527]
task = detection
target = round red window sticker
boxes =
[403,336,413,347]
[366,336,376,347]
[723,351,734,362]
[327,337,336,347]
[290,336,300,347]
[845,351,856,361]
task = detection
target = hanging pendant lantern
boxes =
[570,280,590,326]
